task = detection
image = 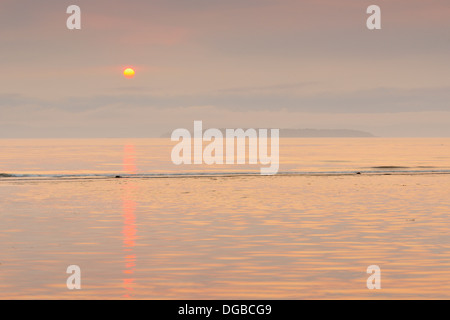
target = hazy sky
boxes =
[1,0,450,137]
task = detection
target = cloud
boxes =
[2,85,450,138]
[219,82,317,94]
[2,101,450,138]
[1,0,450,137]
[2,85,450,114]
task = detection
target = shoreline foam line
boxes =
[1,169,450,181]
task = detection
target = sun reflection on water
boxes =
[122,144,138,298]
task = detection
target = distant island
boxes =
[161,128,374,138]
[278,129,374,137]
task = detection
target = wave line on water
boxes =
[2,169,450,181]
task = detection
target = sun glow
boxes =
[123,68,135,79]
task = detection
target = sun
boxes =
[123,67,135,79]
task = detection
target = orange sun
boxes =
[123,68,135,79]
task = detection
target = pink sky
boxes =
[1,0,450,137]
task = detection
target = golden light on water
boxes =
[1,139,450,299]
[122,144,138,298]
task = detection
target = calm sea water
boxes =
[1,138,450,177]
[0,138,449,299]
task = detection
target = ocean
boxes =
[1,138,450,178]
[0,138,449,299]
